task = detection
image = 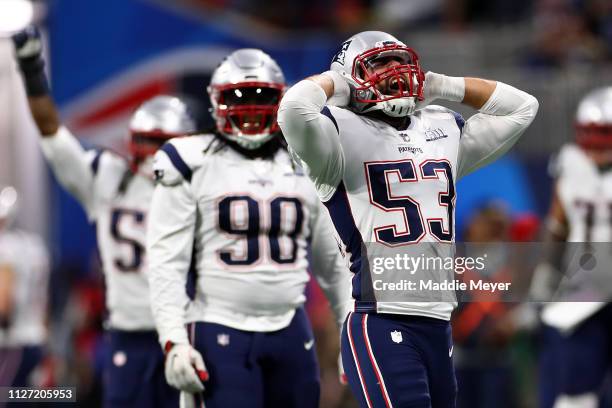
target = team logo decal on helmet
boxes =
[332,39,352,66]
[331,31,425,118]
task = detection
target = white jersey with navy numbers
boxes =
[278,79,538,320]
[40,126,156,331]
[0,229,49,347]
[147,135,352,346]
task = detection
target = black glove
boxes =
[12,25,49,96]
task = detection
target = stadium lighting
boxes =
[0,0,34,35]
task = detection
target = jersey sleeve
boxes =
[308,201,352,328]
[146,142,197,346]
[278,80,345,201]
[457,82,539,179]
[38,126,101,220]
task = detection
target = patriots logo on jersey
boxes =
[332,40,352,66]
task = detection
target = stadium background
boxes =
[1,0,612,406]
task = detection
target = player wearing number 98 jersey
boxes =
[12,26,196,408]
[278,31,538,407]
[147,49,352,408]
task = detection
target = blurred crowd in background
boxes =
[1,0,612,407]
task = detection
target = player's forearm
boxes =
[463,78,497,109]
[28,95,60,136]
[148,271,190,345]
[457,82,539,177]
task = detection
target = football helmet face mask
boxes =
[331,31,424,117]
[128,95,197,170]
[208,48,286,150]
[575,86,612,151]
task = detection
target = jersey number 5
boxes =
[111,209,145,272]
[365,159,455,245]
[218,196,304,266]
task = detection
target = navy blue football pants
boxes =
[342,311,457,408]
[103,330,179,408]
[186,307,320,408]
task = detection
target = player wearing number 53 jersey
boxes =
[278,31,538,407]
[147,49,351,408]
[12,27,195,408]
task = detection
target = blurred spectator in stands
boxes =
[453,203,540,408]
[525,0,610,68]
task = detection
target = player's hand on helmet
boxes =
[165,343,209,393]
[338,353,348,385]
[12,26,43,61]
[415,71,465,111]
[321,70,351,107]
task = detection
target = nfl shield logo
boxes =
[217,334,230,346]
[390,330,403,344]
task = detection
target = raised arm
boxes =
[419,72,539,179]
[277,73,347,200]
[13,27,99,218]
[417,72,538,178]
[458,78,539,178]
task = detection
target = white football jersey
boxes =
[147,135,352,345]
[279,79,538,320]
[541,143,612,331]
[556,143,612,242]
[0,229,49,347]
[40,127,156,330]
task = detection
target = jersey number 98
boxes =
[218,196,304,266]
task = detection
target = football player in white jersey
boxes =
[147,48,352,408]
[278,31,539,407]
[0,186,49,391]
[12,27,196,408]
[527,87,612,408]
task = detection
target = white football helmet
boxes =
[128,95,197,168]
[330,31,425,118]
[0,185,18,230]
[575,86,612,148]
[207,48,286,150]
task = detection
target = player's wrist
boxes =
[427,72,465,103]
[17,57,49,97]
[12,27,49,97]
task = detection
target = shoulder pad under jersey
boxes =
[153,134,215,186]
[553,143,594,179]
[418,104,465,133]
